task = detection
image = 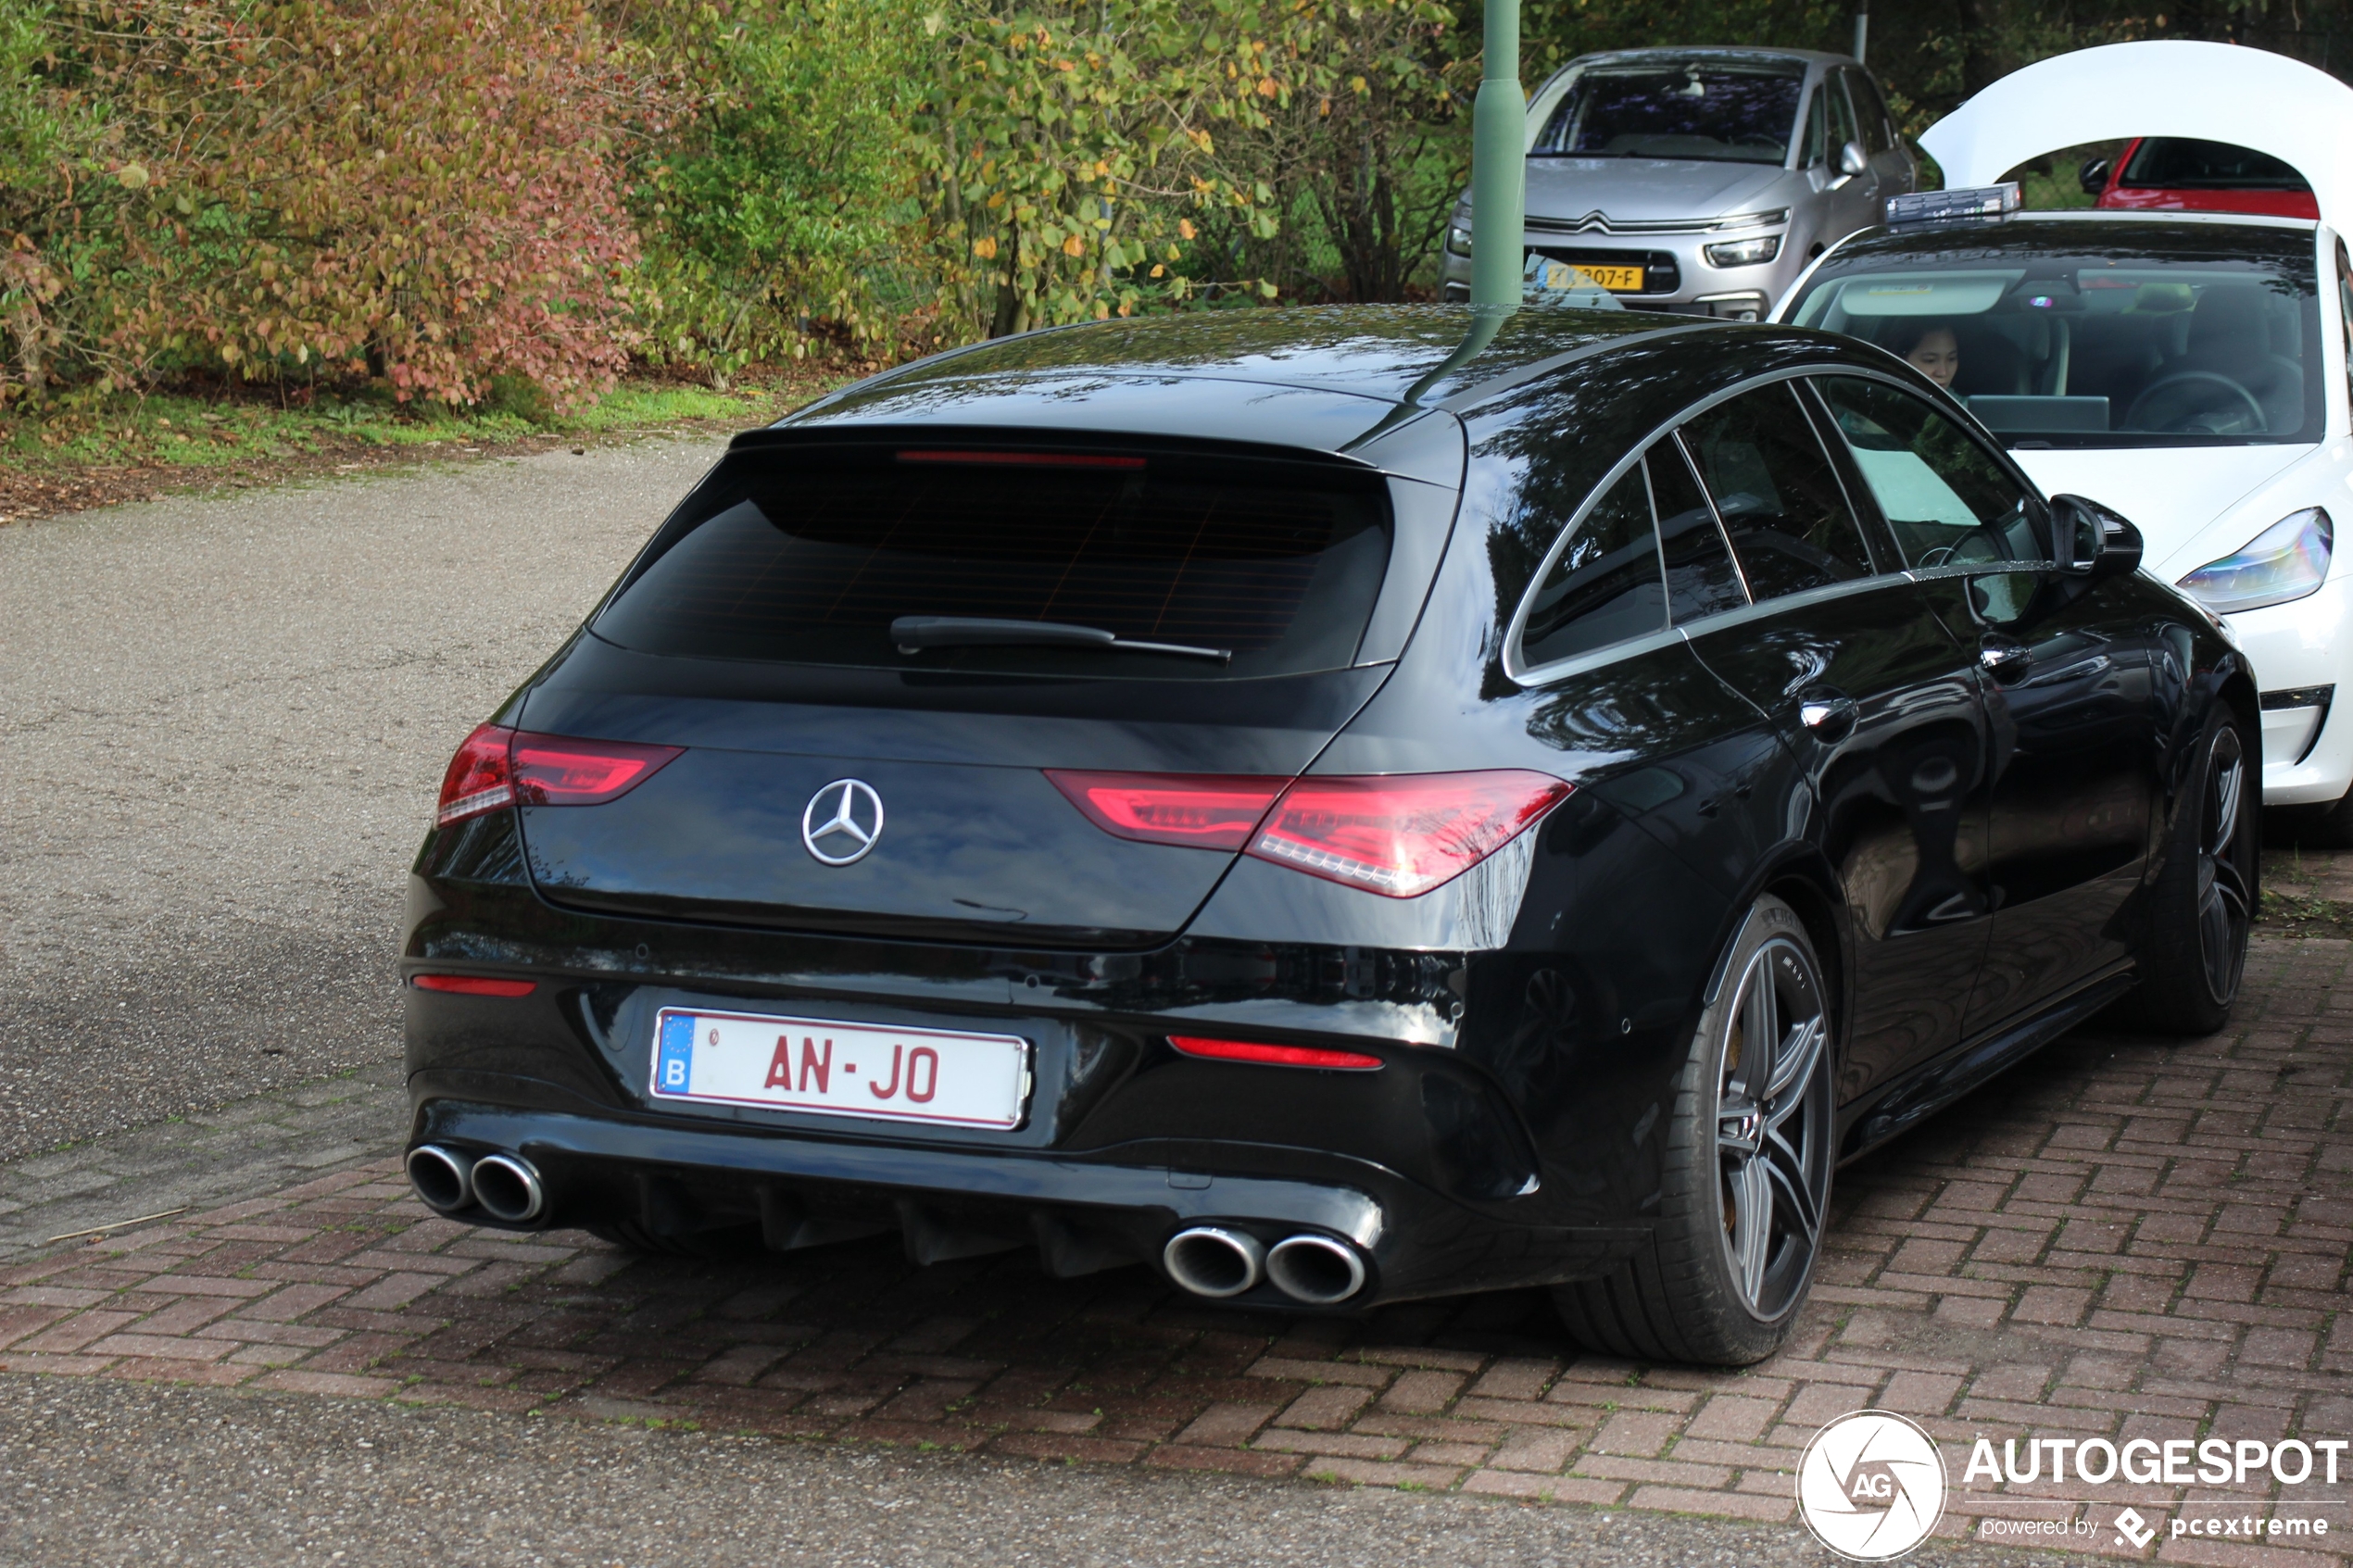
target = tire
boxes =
[1553,894,1836,1366]
[2113,707,2257,1035]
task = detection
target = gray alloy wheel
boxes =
[2196,723,2251,1008]
[1714,929,1834,1322]
[2114,709,2256,1036]
[1554,895,1835,1365]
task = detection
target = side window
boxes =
[1519,464,1667,669]
[1649,443,1749,622]
[1680,384,1877,600]
[1799,84,1827,167]
[1844,70,1893,154]
[1826,74,1861,159]
[2336,240,2353,416]
[1815,376,2041,567]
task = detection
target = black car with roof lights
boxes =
[404,306,2254,1364]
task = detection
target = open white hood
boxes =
[1918,41,2353,232]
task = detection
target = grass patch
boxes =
[0,368,854,524]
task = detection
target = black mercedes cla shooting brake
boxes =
[404,307,2257,1366]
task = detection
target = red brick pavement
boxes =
[4,936,2349,1562]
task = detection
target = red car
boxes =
[2079,136,2319,219]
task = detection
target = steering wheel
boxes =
[2124,371,2266,435]
[1917,545,1957,567]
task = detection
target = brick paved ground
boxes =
[2,935,2347,1562]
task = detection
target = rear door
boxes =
[1668,380,1995,1097]
[514,437,1451,947]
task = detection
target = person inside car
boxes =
[1886,318,1959,389]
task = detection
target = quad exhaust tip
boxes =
[1162,1225,1265,1298]
[470,1153,546,1223]
[406,1145,473,1213]
[1265,1234,1367,1304]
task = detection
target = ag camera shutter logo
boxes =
[1798,1411,1948,1560]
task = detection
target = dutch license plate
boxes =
[1576,264,1644,292]
[650,1009,1030,1130]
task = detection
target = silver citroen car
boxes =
[1441,47,1917,320]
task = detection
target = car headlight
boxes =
[2176,507,2334,613]
[1703,234,1781,268]
[1446,224,1472,258]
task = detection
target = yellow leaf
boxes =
[1257,77,1277,97]
[1178,219,1197,240]
[116,163,150,191]
[1150,264,1164,278]
[973,235,999,259]
[1062,233,1087,257]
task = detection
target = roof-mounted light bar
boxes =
[1884,182,2021,226]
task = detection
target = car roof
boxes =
[1565,46,1846,69]
[774,307,1755,459]
[1827,210,2320,261]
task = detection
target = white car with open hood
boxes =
[1775,42,2353,834]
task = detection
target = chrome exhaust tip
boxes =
[1162,1225,1265,1298]
[406,1145,474,1213]
[468,1153,546,1223]
[1265,1234,1367,1304]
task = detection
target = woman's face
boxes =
[1906,328,1959,389]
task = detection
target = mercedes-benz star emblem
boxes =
[801,779,884,866]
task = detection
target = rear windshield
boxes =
[2120,139,2310,194]
[1532,62,1806,165]
[1785,239,2323,447]
[590,446,1395,679]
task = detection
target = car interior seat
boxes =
[2166,282,2305,433]
[1949,322,2029,397]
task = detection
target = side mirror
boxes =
[2078,157,2110,197]
[2051,493,2143,581]
[1837,141,1869,179]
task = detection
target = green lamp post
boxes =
[1468,0,1526,306]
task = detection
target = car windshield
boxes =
[1786,237,2323,447]
[2120,139,2310,194]
[1530,62,1805,165]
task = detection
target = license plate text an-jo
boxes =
[650,1009,1029,1129]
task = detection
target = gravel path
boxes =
[0,443,716,1160]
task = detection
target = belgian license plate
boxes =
[1576,264,1644,292]
[650,1009,1030,1130]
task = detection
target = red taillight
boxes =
[511,734,683,806]
[1168,1035,1383,1071]
[1044,771,1287,851]
[412,974,536,997]
[1248,771,1571,898]
[436,723,516,827]
[434,724,683,829]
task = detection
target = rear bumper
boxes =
[409,1079,1648,1311]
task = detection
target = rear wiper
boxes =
[890,616,1232,663]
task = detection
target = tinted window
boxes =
[1531,62,1806,165]
[1845,70,1894,154]
[1681,386,1875,599]
[1649,441,1749,621]
[593,449,1391,679]
[1826,74,1860,157]
[1786,238,2323,447]
[1817,378,2042,567]
[2120,138,2310,193]
[1519,466,1667,668]
[1798,82,1826,166]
